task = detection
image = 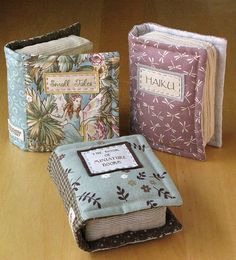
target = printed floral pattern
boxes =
[24,52,119,151]
[154,187,176,199]
[55,137,181,224]
[137,171,146,180]
[149,180,157,185]
[128,180,136,186]
[146,200,158,208]
[89,53,104,65]
[141,185,151,192]
[49,135,183,251]
[71,177,81,191]
[152,172,167,181]
[58,153,65,160]
[129,24,208,160]
[116,186,129,201]
[101,174,111,179]
[77,192,101,209]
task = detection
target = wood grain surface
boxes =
[0,1,235,259]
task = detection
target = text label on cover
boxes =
[138,65,184,101]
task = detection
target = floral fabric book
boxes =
[4,22,119,151]
[129,23,227,160]
[48,134,182,251]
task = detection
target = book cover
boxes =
[129,23,227,160]
[48,134,182,251]
[4,22,119,151]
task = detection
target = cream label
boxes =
[137,65,184,101]
[69,207,75,227]
[68,207,76,240]
[8,119,24,142]
[77,142,142,176]
[43,71,99,94]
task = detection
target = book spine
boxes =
[48,152,89,251]
[4,47,28,150]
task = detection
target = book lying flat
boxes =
[129,23,227,160]
[5,22,119,152]
[48,135,183,251]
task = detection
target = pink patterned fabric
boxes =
[129,23,208,160]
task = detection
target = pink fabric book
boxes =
[129,23,227,160]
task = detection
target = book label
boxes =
[138,65,184,101]
[8,119,24,142]
[43,71,99,94]
[68,207,76,240]
[78,142,142,176]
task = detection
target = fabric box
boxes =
[4,22,119,151]
[48,134,183,251]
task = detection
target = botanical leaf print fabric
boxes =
[4,22,81,150]
[51,135,182,220]
[48,134,183,251]
[4,22,120,152]
[129,23,208,160]
[24,52,119,152]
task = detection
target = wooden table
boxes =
[0,1,235,259]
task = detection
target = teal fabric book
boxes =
[48,134,183,251]
[4,22,119,151]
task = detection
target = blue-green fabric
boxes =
[4,47,29,150]
[4,48,119,151]
[54,134,183,221]
[4,22,119,152]
[4,22,81,151]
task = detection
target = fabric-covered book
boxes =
[48,134,183,252]
[4,22,119,151]
[129,23,227,160]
